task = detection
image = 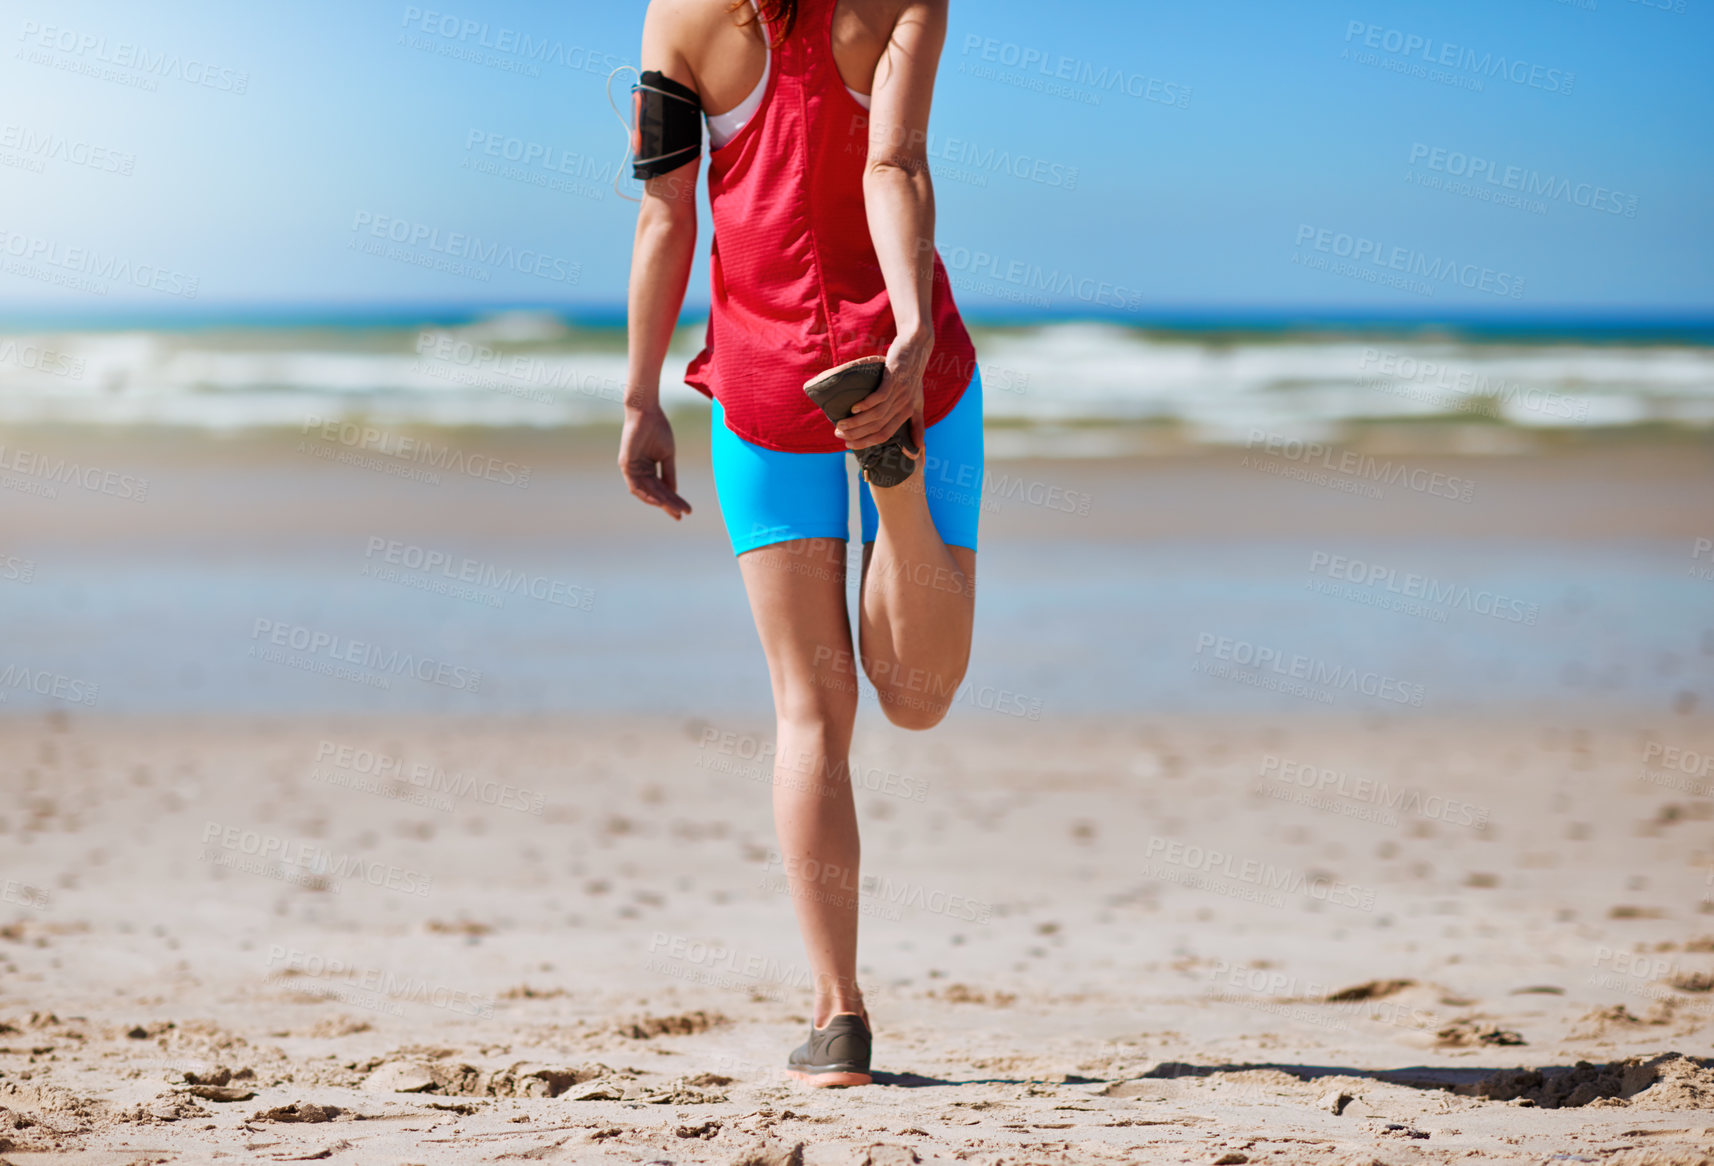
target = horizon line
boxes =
[1,301,1712,341]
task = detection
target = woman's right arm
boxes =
[836,0,948,457]
[619,0,701,520]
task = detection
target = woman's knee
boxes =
[863,654,964,725]
[874,681,954,731]
[774,673,858,737]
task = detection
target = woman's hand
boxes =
[835,329,933,457]
[619,403,692,520]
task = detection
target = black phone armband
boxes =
[631,70,702,179]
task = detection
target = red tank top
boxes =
[682,0,977,453]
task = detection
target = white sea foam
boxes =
[1,320,1709,441]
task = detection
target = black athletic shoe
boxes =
[803,356,917,489]
[785,1012,872,1087]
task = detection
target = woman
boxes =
[618,0,981,1087]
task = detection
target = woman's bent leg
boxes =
[856,374,983,730]
[736,537,866,1025]
[859,493,976,730]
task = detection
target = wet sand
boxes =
[4,422,1714,551]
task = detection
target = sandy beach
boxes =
[2,425,1713,1164]
[4,0,1712,1155]
[3,710,1713,1164]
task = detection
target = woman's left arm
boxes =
[619,0,702,520]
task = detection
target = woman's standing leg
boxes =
[737,537,867,1025]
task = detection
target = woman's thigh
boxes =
[858,366,984,551]
[710,398,860,725]
[736,537,860,731]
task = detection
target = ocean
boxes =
[2,310,1712,443]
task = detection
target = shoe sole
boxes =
[802,355,887,408]
[785,1069,873,1088]
[802,355,916,488]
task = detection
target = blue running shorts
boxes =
[710,367,984,557]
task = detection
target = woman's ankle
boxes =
[812,992,866,1028]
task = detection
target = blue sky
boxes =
[2,0,1710,320]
